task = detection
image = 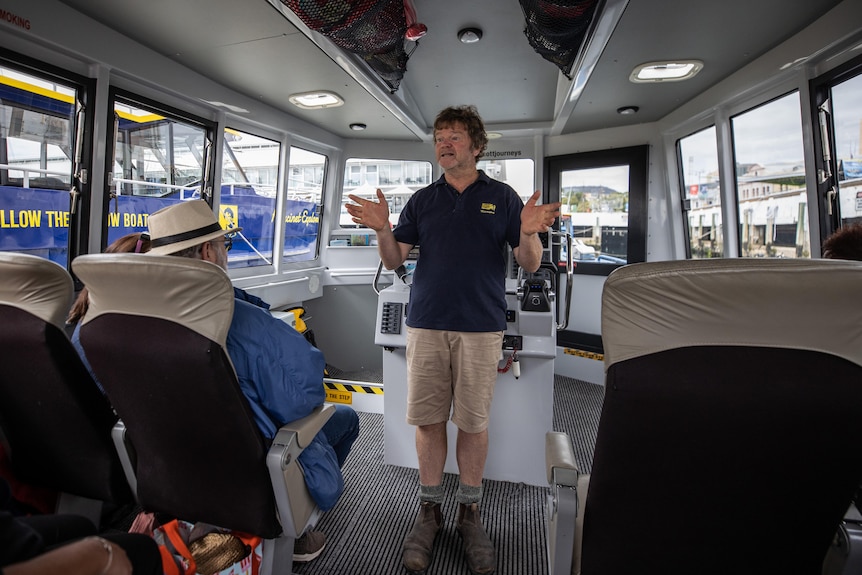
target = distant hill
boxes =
[562,185,620,195]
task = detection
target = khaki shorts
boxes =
[405,327,503,433]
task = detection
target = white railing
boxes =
[223,182,277,198]
[111,177,199,199]
[0,164,70,187]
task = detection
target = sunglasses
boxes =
[212,235,233,252]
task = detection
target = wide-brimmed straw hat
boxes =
[147,200,241,255]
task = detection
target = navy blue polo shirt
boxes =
[393,171,523,332]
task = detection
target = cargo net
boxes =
[281,0,409,92]
[519,0,600,79]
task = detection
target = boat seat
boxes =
[546,258,862,575]
[0,252,134,525]
[72,252,333,575]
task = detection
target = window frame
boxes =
[728,89,809,258]
[0,48,95,269]
[219,126,282,270]
[810,53,862,243]
[105,86,217,250]
[283,144,327,265]
[545,145,649,277]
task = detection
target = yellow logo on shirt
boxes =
[480,202,496,214]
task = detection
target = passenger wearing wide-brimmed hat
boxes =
[146,200,241,257]
[146,200,359,564]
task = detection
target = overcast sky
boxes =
[681,75,862,183]
[561,166,630,194]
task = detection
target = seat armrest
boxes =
[546,431,579,486]
[111,420,138,502]
[266,404,335,538]
[271,403,335,452]
[545,432,583,575]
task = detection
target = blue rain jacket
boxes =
[226,289,343,510]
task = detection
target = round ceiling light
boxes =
[349,123,367,131]
[457,28,483,44]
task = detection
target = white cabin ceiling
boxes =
[56,0,845,141]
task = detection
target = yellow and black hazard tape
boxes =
[563,348,604,361]
[324,381,384,395]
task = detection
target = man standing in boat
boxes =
[347,105,560,575]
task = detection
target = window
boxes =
[477,158,535,202]
[108,92,213,247]
[284,146,325,263]
[548,146,648,271]
[220,128,279,269]
[678,126,722,258]
[365,165,378,186]
[0,64,83,267]
[341,158,433,232]
[832,79,862,219]
[731,92,808,258]
[812,59,862,234]
[379,162,402,185]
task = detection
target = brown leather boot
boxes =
[457,502,496,574]
[402,501,443,574]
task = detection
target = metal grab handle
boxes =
[373,260,409,295]
[550,231,574,331]
[372,260,385,295]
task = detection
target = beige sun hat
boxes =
[147,200,242,255]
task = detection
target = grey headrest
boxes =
[602,258,862,371]
[0,252,72,329]
[73,253,234,347]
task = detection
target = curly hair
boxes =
[433,105,488,159]
[822,223,862,261]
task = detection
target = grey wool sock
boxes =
[418,483,444,505]
[455,483,483,505]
